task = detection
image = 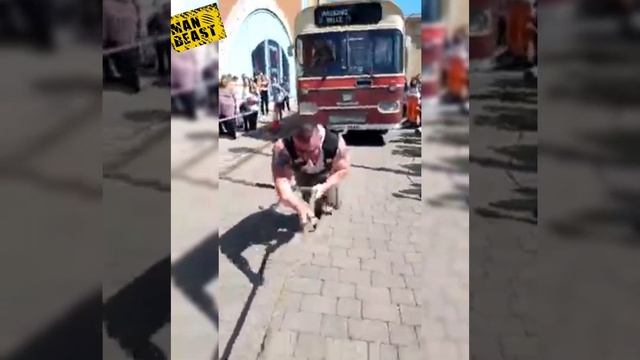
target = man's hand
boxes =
[311,183,328,199]
[297,202,316,226]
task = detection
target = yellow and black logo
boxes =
[171,3,226,52]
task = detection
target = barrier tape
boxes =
[103,34,171,56]
[218,110,260,123]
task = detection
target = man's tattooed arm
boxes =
[272,141,293,178]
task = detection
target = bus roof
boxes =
[294,0,405,36]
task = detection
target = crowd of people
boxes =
[103,0,170,94]
[219,73,291,139]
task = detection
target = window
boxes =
[298,29,403,77]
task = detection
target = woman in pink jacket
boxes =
[171,51,198,119]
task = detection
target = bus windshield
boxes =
[297,29,403,77]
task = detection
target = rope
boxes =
[103,34,171,56]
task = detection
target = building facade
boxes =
[218,0,305,101]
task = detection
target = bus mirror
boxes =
[287,45,294,57]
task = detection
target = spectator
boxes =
[171,50,198,119]
[282,80,291,112]
[257,72,270,117]
[146,1,171,77]
[271,78,287,124]
[103,0,142,93]
[219,75,238,139]
[243,81,260,131]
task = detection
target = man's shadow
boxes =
[220,208,300,286]
[172,232,220,360]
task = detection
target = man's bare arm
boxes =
[272,141,309,213]
[324,137,350,189]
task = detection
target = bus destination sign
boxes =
[314,3,382,27]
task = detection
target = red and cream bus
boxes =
[292,0,407,134]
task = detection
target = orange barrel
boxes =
[506,0,533,58]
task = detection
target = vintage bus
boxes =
[292,0,407,134]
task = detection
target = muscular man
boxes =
[272,121,350,227]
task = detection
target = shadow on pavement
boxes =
[227,146,271,157]
[32,75,101,95]
[218,209,299,360]
[123,109,171,123]
[542,129,640,241]
[427,183,469,209]
[186,131,217,141]
[474,106,537,132]
[103,257,171,360]
[5,290,101,359]
[172,232,220,332]
[343,131,385,146]
[220,176,275,190]
[219,209,299,286]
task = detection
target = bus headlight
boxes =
[299,102,319,115]
[378,101,400,113]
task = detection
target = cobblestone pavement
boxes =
[216,108,468,359]
[103,74,171,359]
[170,117,219,360]
[421,105,470,360]
[0,43,101,356]
[470,67,537,360]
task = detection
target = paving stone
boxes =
[362,258,392,274]
[318,266,340,281]
[296,264,322,279]
[348,248,375,259]
[325,338,368,360]
[369,342,399,360]
[277,292,303,312]
[372,273,406,289]
[320,314,348,339]
[402,275,421,290]
[404,252,422,264]
[356,285,391,304]
[388,242,416,253]
[312,254,331,267]
[281,311,322,334]
[285,277,323,294]
[422,319,445,340]
[294,333,326,359]
[376,250,405,263]
[348,319,389,343]
[322,280,356,298]
[424,340,457,360]
[337,297,361,319]
[368,237,389,250]
[329,237,353,248]
[392,263,414,276]
[263,330,297,359]
[300,294,337,315]
[501,336,538,358]
[389,323,418,346]
[399,305,422,326]
[351,237,371,249]
[412,290,423,306]
[339,269,371,286]
[391,288,416,306]
[398,345,423,360]
[363,302,400,323]
[332,255,360,270]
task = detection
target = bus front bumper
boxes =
[328,122,404,132]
